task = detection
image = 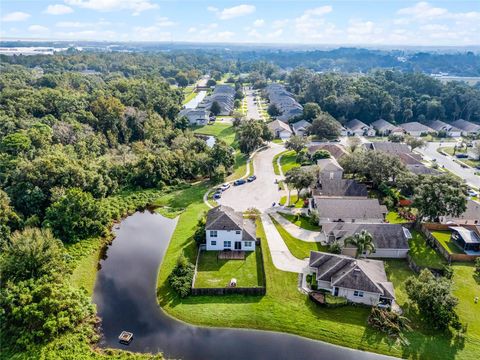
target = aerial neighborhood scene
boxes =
[2,1,480,360]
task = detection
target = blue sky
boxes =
[1,1,479,45]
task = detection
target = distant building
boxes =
[291,120,311,136]
[450,119,480,136]
[371,119,398,136]
[198,84,235,116]
[264,83,303,122]
[268,119,293,139]
[345,119,375,137]
[178,108,209,125]
[399,122,435,137]
[426,120,462,137]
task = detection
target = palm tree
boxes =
[344,230,375,258]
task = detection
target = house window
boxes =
[224,241,231,248]
[211,240,217,246]
[235,230,241,235]
[353,291,364,297]
[244,241,252,247]
[210,230,217,238]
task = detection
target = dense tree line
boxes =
[286,69,480,124]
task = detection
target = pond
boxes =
[93,211,395,360]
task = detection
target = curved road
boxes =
[93,211,397,360]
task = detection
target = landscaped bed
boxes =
[431,230,464,254]
[194,250,264,288]
[278,212,321,231]
[408,230,446,269]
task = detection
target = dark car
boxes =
[213,191,222,199]
[247,175,257,182]
[234,179,246,186]
[456,153,468,159]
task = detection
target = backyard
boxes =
[432,230,464,254]
[194,250,264,288]
[408,230,447,269]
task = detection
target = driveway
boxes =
[218,143,285,211]
[261,213,309,273]
[415,142,480,189]
[245,88,263,120]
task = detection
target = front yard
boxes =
[194,250,264,288]
[278,212,321,231]
[431,230,464,254]
[279,150,300,174]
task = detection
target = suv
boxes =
[234,179,246,186]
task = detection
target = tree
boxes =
[308,112,341,140]
[311,149,331,161]
[0,190,20,244]
[168,253,194,298]
[210,140,235,171]
[206,79,216,87]
[237,120,269,155]
[405,136,426,151]
[267,103,282,117]
[413,174,467,222]
[346,136,362,152]
[302,102,321,120]
[0,276,95,348]
[345,230,375,258]
[405,269,460,330]
[210,101,221,116]
[0,132,31,155]
[1,228,66,282]
[44,188,108,243]
[175,73,189,87]
[235,90,244,100]
[284,167,316,202]
[285,135,307,154]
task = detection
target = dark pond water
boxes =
[93,211,395,360]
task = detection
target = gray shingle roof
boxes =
[444,200,480,224]
[309,251,395,299]
[317,177,368,197]
[346,119,370,131]
[291,120,311,132]
[316,157,343,173]
[315,198,387,221]
[371,119,396,132]
[268,119,292,133]
[399,122,435,133]
[205,206,256,241]
[322,222,410,250]
[451,119,480,133]
[366,142,411,155]
[425,120,462,133]
[307,144,348,159]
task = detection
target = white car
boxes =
[467,189,478,197]
[220,183,230,191]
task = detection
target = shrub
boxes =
[442,265,453,279]
[368,307,411,343]
[328,241,342,254]
[475,258,480,275]
[168,254,195,298]
[193,216,206,245]
[309,210,319,224]
[325,294,348,307]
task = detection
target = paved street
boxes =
[261,213,309,273]
[244,88,263,120]
[218,143,285,211]
[415,142,480,189]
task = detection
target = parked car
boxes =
[234,179,246,186]
[213,192,222,199]
[467,189,478,197]
[247,175,257,182]
[220,183,230,191]
[456,153,468,158]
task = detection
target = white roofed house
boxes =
[268,119,293,139]
[426,120,462,137]
[345,119,375,137]
[205,206,257,251]
[309,251,396,307]
[450,119,480,137]
[399,122,435,137]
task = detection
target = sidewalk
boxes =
[261,213,309,273]
[269,212,327,244]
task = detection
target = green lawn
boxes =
[226,151,249,181]
[182,88,197,105]
[280,150,300,174]
[270,216,327,259]
[192,123,236,146]
[431,230,464,254]
[408,230,446,269]
[272,149,288,175]
[156,197,478,359]
[278,212,321,231]
[385,211,409,224]
[194,250,264,288]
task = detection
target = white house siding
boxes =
[341,247,408,258]
[338,287,381,305]
[206,229,255,251]
[405,131,424,137]
[278,130,292,139]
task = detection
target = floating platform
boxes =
[118,331,133,345]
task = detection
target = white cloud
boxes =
[65,0,158,15]
[44,4,73,15]
[28,25,50,33]
[1,11,31,22]
[397,1,447,19]
[294,5,339,41]
[156,17,176,27]
[253,19,264,27]
[214,4,256,20]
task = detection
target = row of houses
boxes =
[267,119,313,139]
[265,84,303,122]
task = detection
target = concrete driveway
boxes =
[415,142,480,189]
[218,143,285,211]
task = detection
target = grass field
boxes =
[432,230,464,254]
[279,150,300,174]
[270,216,327,259]
[272,150,288,175]
[278,212,321,231]
[408,230,446,269]
[194,250,264,288]
[192,122,236,146]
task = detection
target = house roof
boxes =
[309,251,395,299]
[426,120,462,133]
[268,119,292,133]
[450,226,480,244]
[399,122,435,133]
[322,223,410,250]
[406,164,441,175]
[371,119,396,132]
[346,119,370,131]
[291,120,311,132]
[451,119,480,133]
[317,157,343,173]
[317,177,368,198]
[444,200,480,225]
[206,206,256,241]
[307,144,348,159]
[367,142,411,155]
[314,198,388,220]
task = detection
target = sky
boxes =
[1,1,479,46]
